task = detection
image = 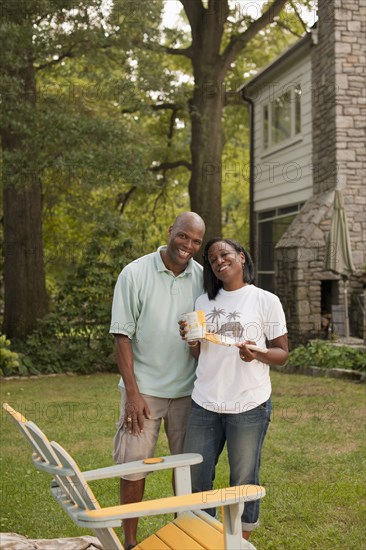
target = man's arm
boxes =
[114,334,151,435]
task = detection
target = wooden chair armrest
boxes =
[75,484,265,527]
[32,455,74,476]
[82,453,202,482]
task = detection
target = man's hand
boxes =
[124,392,151,435]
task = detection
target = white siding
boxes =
[252,55,313,212]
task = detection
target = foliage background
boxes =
[0,0,314,371]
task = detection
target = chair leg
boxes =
[222,502,244,549]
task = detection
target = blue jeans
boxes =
[183,398,272,531]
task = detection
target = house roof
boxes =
[240,30,315,95]
[275,190,334,249]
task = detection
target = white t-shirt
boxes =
[192,285,287,413]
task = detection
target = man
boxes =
[110,211,205,550]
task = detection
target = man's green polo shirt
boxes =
[110,246,204,398]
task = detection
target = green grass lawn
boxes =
[1,372,365,549]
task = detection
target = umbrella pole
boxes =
[343,276,350,341]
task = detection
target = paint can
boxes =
[180,310,206,341]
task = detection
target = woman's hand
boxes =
[236,341,257,362]
[236,334,289,366]
[178,319,188,341]
[178,319,201,358]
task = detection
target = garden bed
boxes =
[272,363,365,382]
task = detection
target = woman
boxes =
[181,238,288,541]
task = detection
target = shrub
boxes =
[12,225,140,376]
[0,335,36,376]
[287,340,366,372]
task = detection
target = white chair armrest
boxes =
[82,453,202,482]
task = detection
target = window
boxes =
[257,203,304,293]
[272,91,291,144]
[263,84,302,151]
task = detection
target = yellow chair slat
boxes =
[137,533,172,550]
[194,510,224,533]
[155,522,206,550]
[173,511,224,550]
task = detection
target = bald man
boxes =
[110,212,206,549]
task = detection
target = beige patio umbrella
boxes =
[324,189,355,339]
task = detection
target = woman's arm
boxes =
[263,334,288,365]
[237,334,288,366]
[187,340,201,359]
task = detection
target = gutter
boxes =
[240,88,256,265]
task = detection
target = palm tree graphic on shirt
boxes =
[226,311,241,322]
[206,307,225,331]
[206,309,244,339]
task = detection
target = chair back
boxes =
[49,440,123,549]
[3,403,123,550]
[3,403,74,494]
[3,403,42,452]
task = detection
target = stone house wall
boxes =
[275,0,366,344]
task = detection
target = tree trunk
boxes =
[189,70,224,240]
[2,173,48,340]
[1,46,48,340]
[183,0,229,241]
[181,0,289,244]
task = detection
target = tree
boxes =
[173,0,300,239]
[0,0,163,339]
[125,0,308,244]
[1,0,311,342]
[1,2,48,339]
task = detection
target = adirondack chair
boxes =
[3,403,265,550]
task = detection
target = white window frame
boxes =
[262,82,302,154]
[256,203,304,292]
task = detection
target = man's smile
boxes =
[178,248,190,258]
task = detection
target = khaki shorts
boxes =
[113,389,191,481]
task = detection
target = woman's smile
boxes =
[208,241,246,290]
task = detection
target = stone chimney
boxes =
[312,0,365,268]
[275,0,365,343]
